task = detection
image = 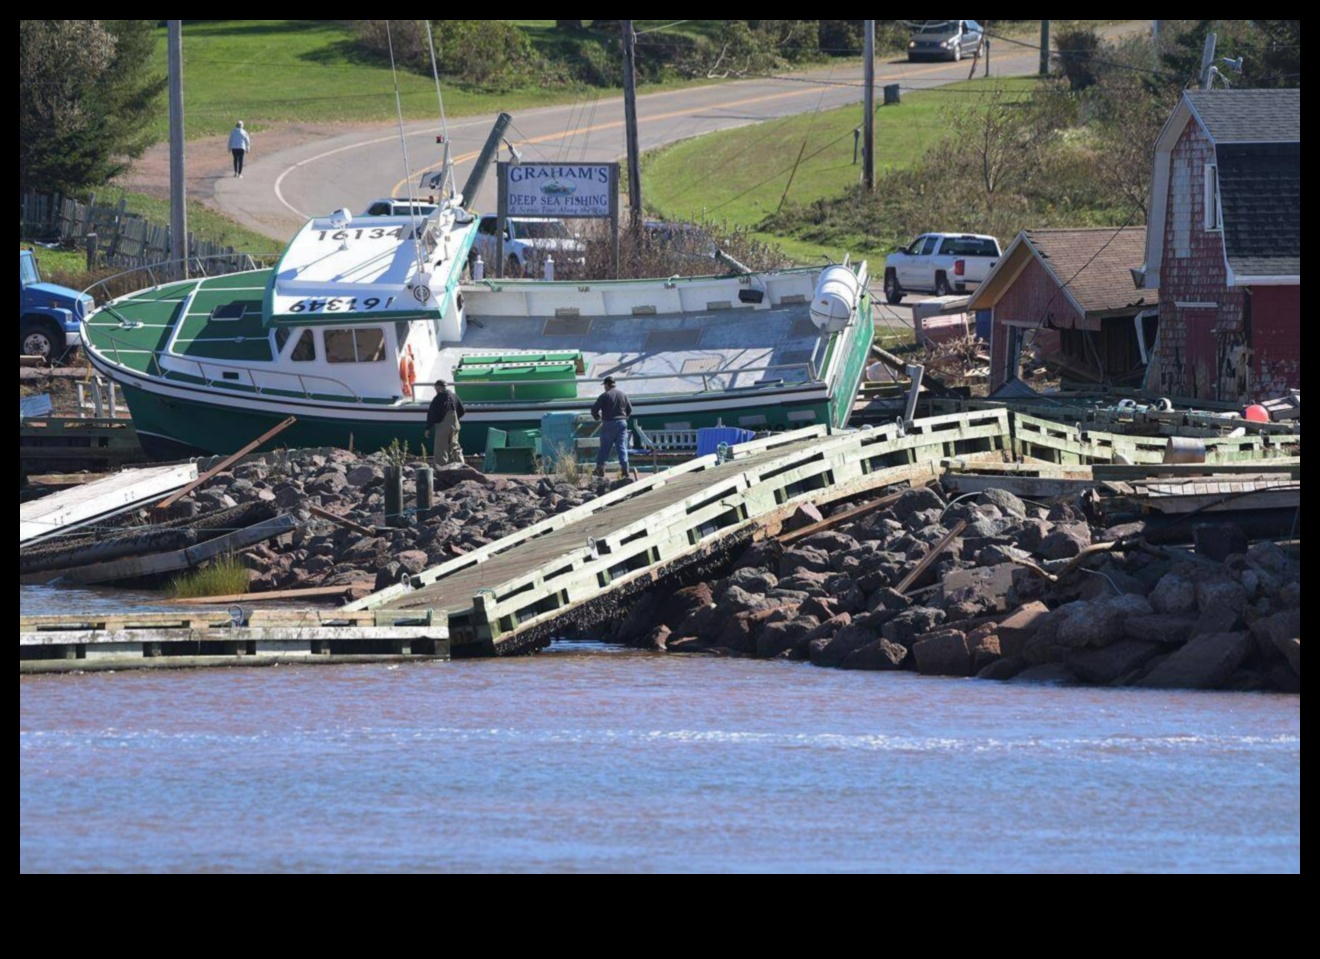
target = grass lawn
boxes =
[643,76,1039,265]
[158,20,744,143]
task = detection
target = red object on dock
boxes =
[1244,405,1270,423]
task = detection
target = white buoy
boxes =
[810,265,861,332]
[473,255,485,281]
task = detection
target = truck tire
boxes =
[506,255,523,278]
[884,270,905,305]
[934,273,953,297]
[20,320,60,361]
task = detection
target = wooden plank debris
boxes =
[24,514,297,586]
[19,463,198,546]
[152,416,296,518]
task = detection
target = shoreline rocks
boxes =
[602,485,1301,695]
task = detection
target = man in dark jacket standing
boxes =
[424,378,465,467]
[590,376,633,480]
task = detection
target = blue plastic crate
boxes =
[696,427,755,457]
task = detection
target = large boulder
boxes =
[881,607,947,649]
[720,585,781,615]
[940,563,1025,615]
[782,503,824,532]
[840,638,910,671]
[891,487,946,523]
[1149,574,1197,615]
[779,546,834,577]
[1036,524,1092,560]
[978,488,1028,519]
[666,583,715,626]
[1195,578,1250,615]
[810,621,879,669]
[434,465,494,490]
[1251,610,1300,677]
[805,614,854,663]
[757,615,819,660]
[1124,614,1199,646]
[1027,594,1153,662]
[996,601,1052,659]
[717,566,779,599]
[1136,632,1255,690]
[799,531,861,556]
[913,629,972,677]
[1068,640,1164,685]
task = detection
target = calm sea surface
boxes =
[19,587,1301,874]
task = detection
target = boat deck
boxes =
[86,271,273,373]
[447,301,830,399]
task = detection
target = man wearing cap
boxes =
[424,378,465,467]
[591,376,633,480]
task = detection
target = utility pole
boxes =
[622,21,642,230]
[1039,19,1051,76]
[863,20,876,192]
[1199,32,1218,89]
[167,21,188,278]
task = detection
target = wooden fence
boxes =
[20,189,242,271]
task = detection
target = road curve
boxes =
[208,23,1147,243]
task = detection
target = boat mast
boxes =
[168,20,188,278]
[423,20,456,205]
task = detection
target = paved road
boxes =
[214,23,1147,243]
[199,23,1145,341]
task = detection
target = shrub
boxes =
[1055,26,1103,90]
[167,554,251,599]
[352,20,545,90]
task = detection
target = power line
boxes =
[635,20,694,36]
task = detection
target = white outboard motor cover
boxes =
[810,265,860,333]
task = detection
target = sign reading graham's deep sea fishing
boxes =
[502,162,618,218]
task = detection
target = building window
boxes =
[1204,164,1222,231]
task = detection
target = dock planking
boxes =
[366,412,1015,656]
[19,608,448,674]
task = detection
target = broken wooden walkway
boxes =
[355,411,1014,657]
[19,608,447,674]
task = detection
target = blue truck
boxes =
[20,247,92,360]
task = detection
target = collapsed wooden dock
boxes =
[20,405,1299,670]
[20,608,447,674]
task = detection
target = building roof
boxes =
[1218,142,1301,278]
[1185,89,1301,144]
[970,227,1154,322]
[1024,228,1153,314]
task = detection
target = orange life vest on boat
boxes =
[399,346,417,398]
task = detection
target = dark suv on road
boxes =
[907,20,985,62]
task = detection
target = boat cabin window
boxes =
[290,329,317,362]
[325,328,386,364]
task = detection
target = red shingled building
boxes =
[1140,89,1300,403]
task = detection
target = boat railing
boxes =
[80,253,283,309]
[89,325,371,405]
[458,360,823,405]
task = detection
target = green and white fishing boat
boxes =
[83,150,873,461]
[83,218,874,460]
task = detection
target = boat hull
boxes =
[112,375,842,460]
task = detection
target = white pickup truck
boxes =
[883,233,1001,304]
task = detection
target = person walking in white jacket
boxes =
[228,121,251,178]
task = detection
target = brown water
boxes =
[19,629,1301,874]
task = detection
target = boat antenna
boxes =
[385,21,429,283]
[423,20,455,204]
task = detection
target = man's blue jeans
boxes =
[597,419,629,471]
